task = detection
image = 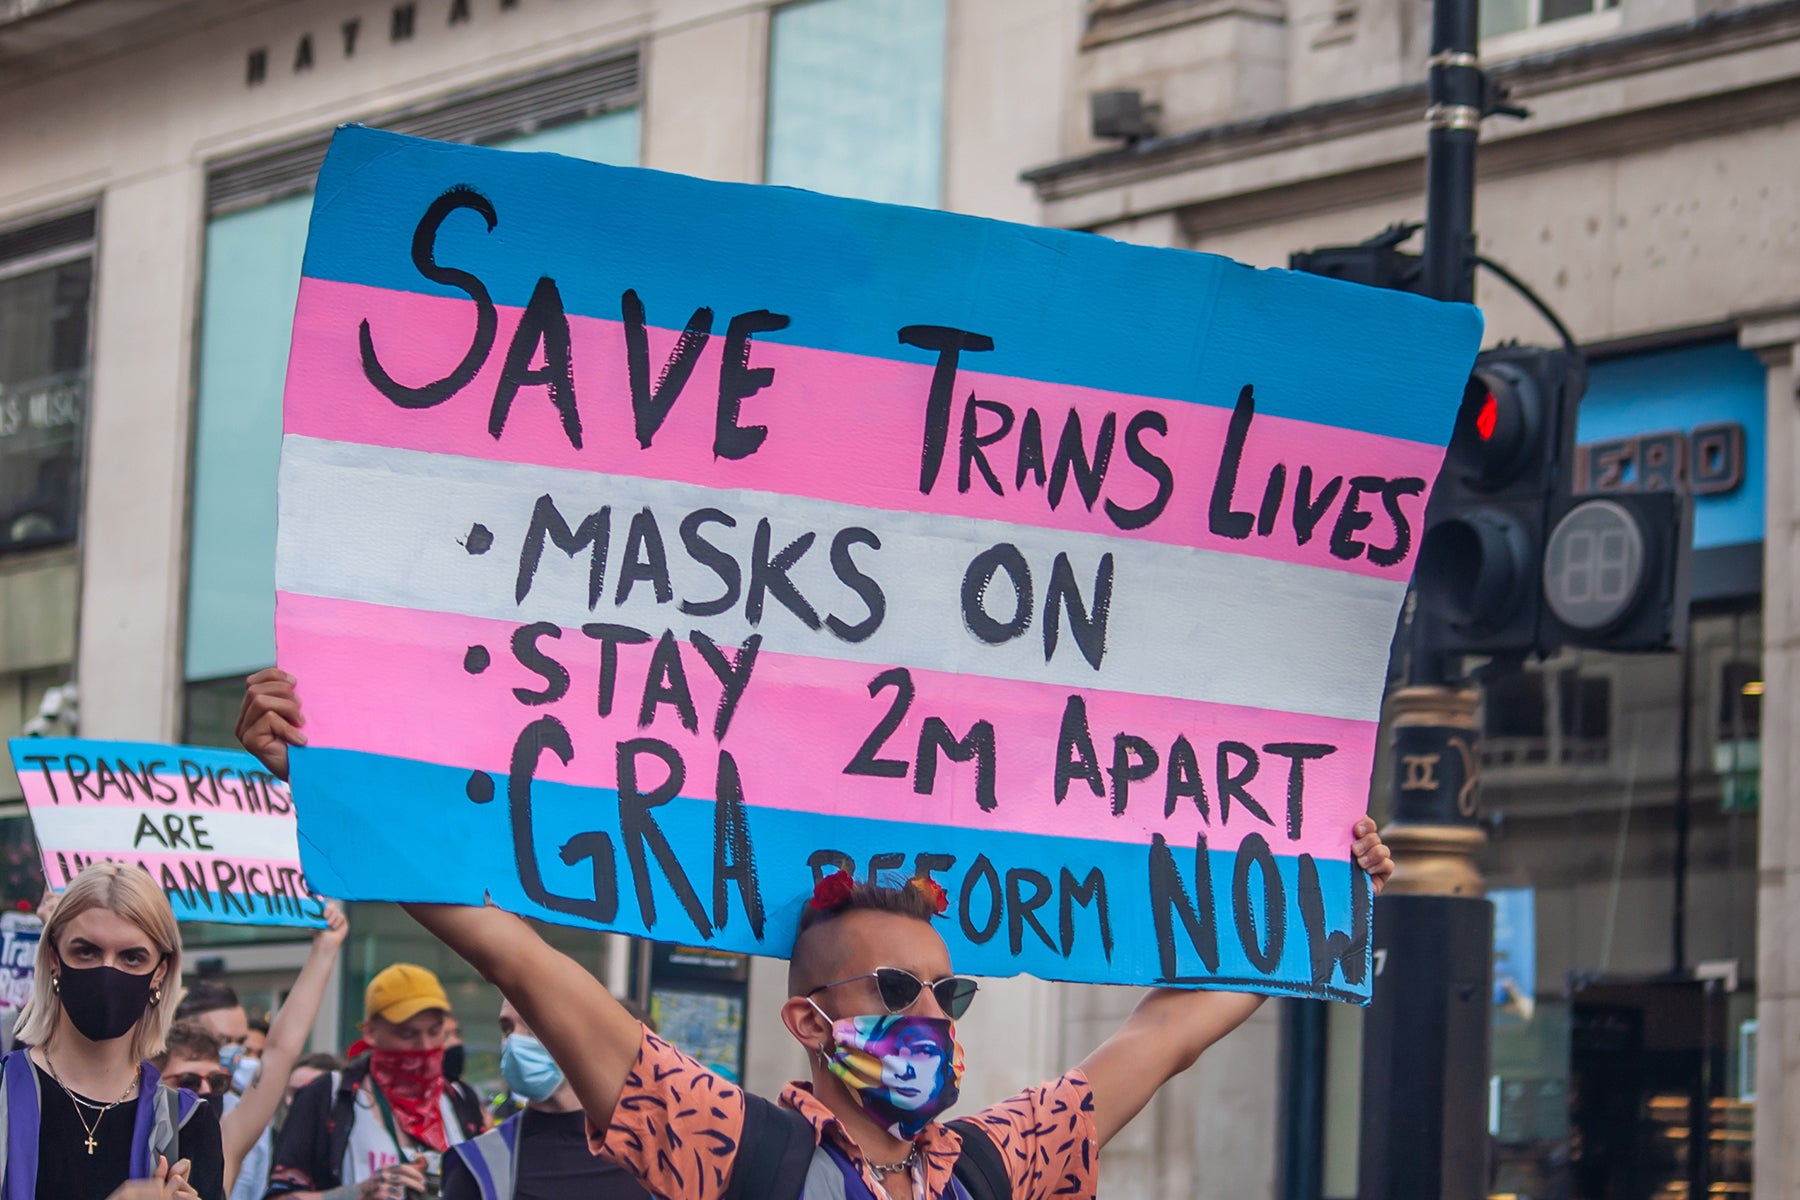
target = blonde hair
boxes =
[15,862,183,1062]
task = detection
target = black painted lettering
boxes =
[899,325,996,495]
[1043,551,1112,670]
[959,395,1013,496]
[639,631,699,732]
[1107,734,1158,816]
[1217,741,1272,827]
[825,527,885,644]
[616,738,711,936]
[1328,475,1383,561]
[508,717,617,922]
[1149,833,1220,979]
[1298,851,1369,987]
[622,289,713,449]
[1105,410,1173,531]
[511,622,570,705]
[958,854,1003,944]
[580,623,651,718]
[1049,410,1116,511]
[1005,868,1056,955]
[845,668,913,779]
[1059,866,1113,960]
[712,751,765,940]
[678,508,741,618]
[1232,833,1287,975]
[715,310,790,460]
[1164,734,1208,821]
[1054,694,1104,803]
[1368,477,1426,568]
[1015,409,1048,491]
[915,718,997,813]
[1292,467,1343,546]
[747,519,821,629]
[361,187,498,408]
[690,631,762,740]
[1208,385,1257,539]
[615,507,674,608]
[961,544,1032,644]
[1261,742,1336,840]
[516,495,609,608]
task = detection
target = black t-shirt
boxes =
[443,1108,651,1200]
[29,1063,225,1200]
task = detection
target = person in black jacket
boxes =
[264,964,483,1199]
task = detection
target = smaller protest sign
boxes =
[6,738,326,928]
[0,914,38,1012]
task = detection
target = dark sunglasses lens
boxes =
[209,1072,232,1094]
[933,977,979,1019]
[874,968,925,1012]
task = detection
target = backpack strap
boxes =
[946,1120,1011,1200]
[147,1080,201,1173]
[128,1060,167,1180]
[2,1049,39,1200]
[721,1092,817,1200]
[324,1070,358,1186]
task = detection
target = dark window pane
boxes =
[1719,661,1762,742]
[1540,0,1596,22]
[1486,671,1547,738]
[0,257,91,552]
[1558,672,1611,741]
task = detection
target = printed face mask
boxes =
[812,1003,963,1139]
[57,962,159,1044]
[500,1034,565,1102]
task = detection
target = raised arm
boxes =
[1078,818,1394,1148]
[235,669,646,1127]
[219,903,349,1188]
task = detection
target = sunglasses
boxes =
[808,967,979,1019]
[169,1072,232,1096]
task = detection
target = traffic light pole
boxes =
[1357,0,1495,1195]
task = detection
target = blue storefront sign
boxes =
[1576,340,1765,600]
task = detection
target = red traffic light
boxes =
[1447,363,1540,492]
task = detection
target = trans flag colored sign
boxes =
[275,126,1482,1001]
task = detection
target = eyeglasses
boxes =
[169,1072,232,1096]
[807,968,979,1019]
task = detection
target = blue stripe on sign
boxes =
[292,744,1373,1001]
[300,126,1480,446]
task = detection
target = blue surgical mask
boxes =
[500,1034,564,1102]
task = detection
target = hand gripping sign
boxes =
[7,738,327,928]
[275,126,1482,1001]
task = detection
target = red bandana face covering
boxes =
[368,1046,449,1151]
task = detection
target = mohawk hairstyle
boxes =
[788,874,941,997]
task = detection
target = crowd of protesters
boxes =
[0,668,1394,1200]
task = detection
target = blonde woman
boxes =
[7,862,223,1199]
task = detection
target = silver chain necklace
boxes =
[43,1051,136,1156]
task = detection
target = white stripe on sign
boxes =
[276,436,1406,722]
[27,806,301,862]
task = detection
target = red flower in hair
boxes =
[909,876,949,916]
[810,870,855,911]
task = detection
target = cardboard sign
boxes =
[276,126,1482,1001]
[7,739,327,928]
[0,917,38,1012]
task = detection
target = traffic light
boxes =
[1415,346,1578,657]
[1540,489,1691,651]
[1415,344,1692,659]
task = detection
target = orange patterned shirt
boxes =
[591,1030,1099,1200]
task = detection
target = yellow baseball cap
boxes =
[364,963,451,1025]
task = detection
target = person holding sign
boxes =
[5,860,225,1199]
[239,675,1392,1200]
[219,903,350,1200]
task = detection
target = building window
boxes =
[0,213,94,555]
[1481,0,1618,39]
[766,0,947,207]
[1481,662,1613,769]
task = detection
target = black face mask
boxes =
[441,1043,465,1083]
[202,1089,227,1117]
[58,961,159,1043]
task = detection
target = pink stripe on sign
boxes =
[284,278,1443,581]
[14,763,291,815]
[278,591,1377,858]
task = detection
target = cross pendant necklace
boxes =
[45,1050,134,1155]
[83,1132,96,1155]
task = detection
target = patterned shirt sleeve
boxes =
[963,1069,1099,1199]
[587,1030,749,1200]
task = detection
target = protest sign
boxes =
[7,738,326,927]
[276,126,1482,1001]
[0,915,38,1014]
